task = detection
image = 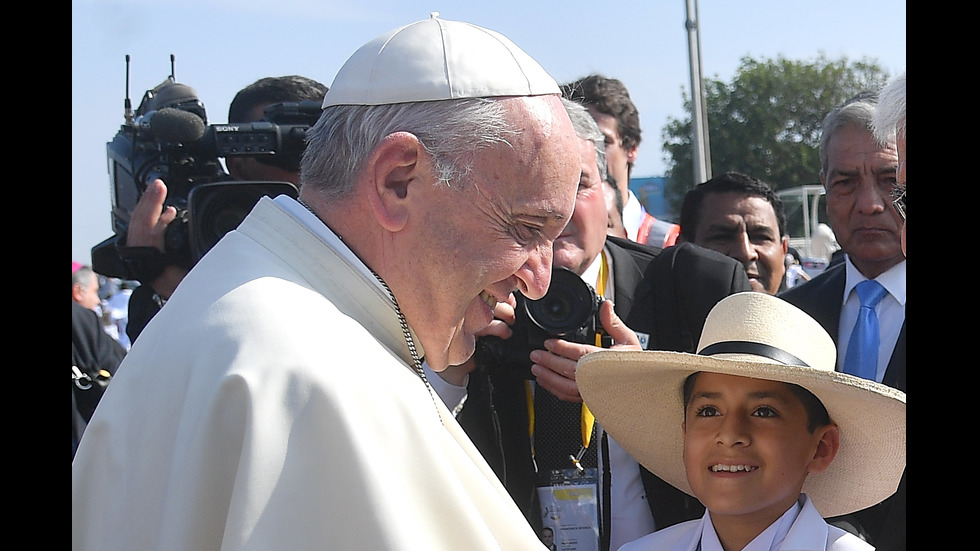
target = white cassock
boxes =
[72,196,547,551]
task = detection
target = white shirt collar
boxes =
[580,252,603,291]
[700,495,804,551]
[842,257,907,307]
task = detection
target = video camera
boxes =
[478,267,609,380]
[91,56,316,281]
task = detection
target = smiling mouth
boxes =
[710,464,758,473]
[480,290,497,310]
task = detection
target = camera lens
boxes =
[187,181,298,261]
[524,267,598,336]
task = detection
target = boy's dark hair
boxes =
[683,373,831,433]
[679,171,787,241]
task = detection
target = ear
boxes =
[626,144,639,165]
[780,235,790,256]
[71,283,83,303]
[807,423,840,475]
[365,132,426,232]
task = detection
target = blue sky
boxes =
[72,0,905,265]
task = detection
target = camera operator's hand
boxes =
[439,294,519,385]
[126,178,187,299]
[530,300,642,403]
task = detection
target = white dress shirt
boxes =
[622,190,645,242]
[620,494,873,551]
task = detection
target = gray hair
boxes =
[819,92,877,174]
[300,99,516,201]
[72,265,96,289]
[872,70,906,143]
[561,97,607,183]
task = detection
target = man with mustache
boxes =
[677,171,789,295]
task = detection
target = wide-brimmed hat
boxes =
[577,292,905,517]
[322,13,559,107]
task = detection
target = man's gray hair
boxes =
[819,92,877,174]
[301,99,516,201]
[561,97,607,183]
[72,265,96,289]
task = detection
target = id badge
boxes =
[537,468,599,551]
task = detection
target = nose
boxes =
[729,232,758,265]
[515,244,553,300]
[855,179,890,215]
[717,413,750,447]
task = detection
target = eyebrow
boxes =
[745,221,777,235]
[690,389,789,401]
[702,217,742,232]
[827,168,859,179]
[542,211,567,222]
[518,211,567,231]
[828,165,897,179]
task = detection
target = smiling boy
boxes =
[577,292,905,551]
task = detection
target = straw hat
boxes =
[576,292,905,517]
[322,13,560,107]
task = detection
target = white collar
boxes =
[842,257,907,307]
[700,495,804,551]
[580,252,604,291]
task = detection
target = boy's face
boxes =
[682,373,838,529]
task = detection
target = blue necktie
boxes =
[843,280,887,381]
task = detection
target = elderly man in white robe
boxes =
[72,15,589,550]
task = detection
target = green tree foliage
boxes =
[661,54,890,214]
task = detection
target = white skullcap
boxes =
[322,12,560,107]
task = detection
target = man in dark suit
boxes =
[676,171,789,295]
[72,289,126,458]
[451,99,751,551]
[779,92,905,550]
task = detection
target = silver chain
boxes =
[369,270,443,424]
[296,197,442,422]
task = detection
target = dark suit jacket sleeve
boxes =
[778,262,846,345]
[72,301,126,377]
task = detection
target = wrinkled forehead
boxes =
[826,125,898,168]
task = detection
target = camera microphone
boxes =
[141,107,207,143]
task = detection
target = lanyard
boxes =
[581,251,607,449]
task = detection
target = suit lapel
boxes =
[883,319,906,392]
[605,242,644,319]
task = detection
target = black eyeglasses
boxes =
[891,185,906,220]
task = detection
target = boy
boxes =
[577,292,905,550]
